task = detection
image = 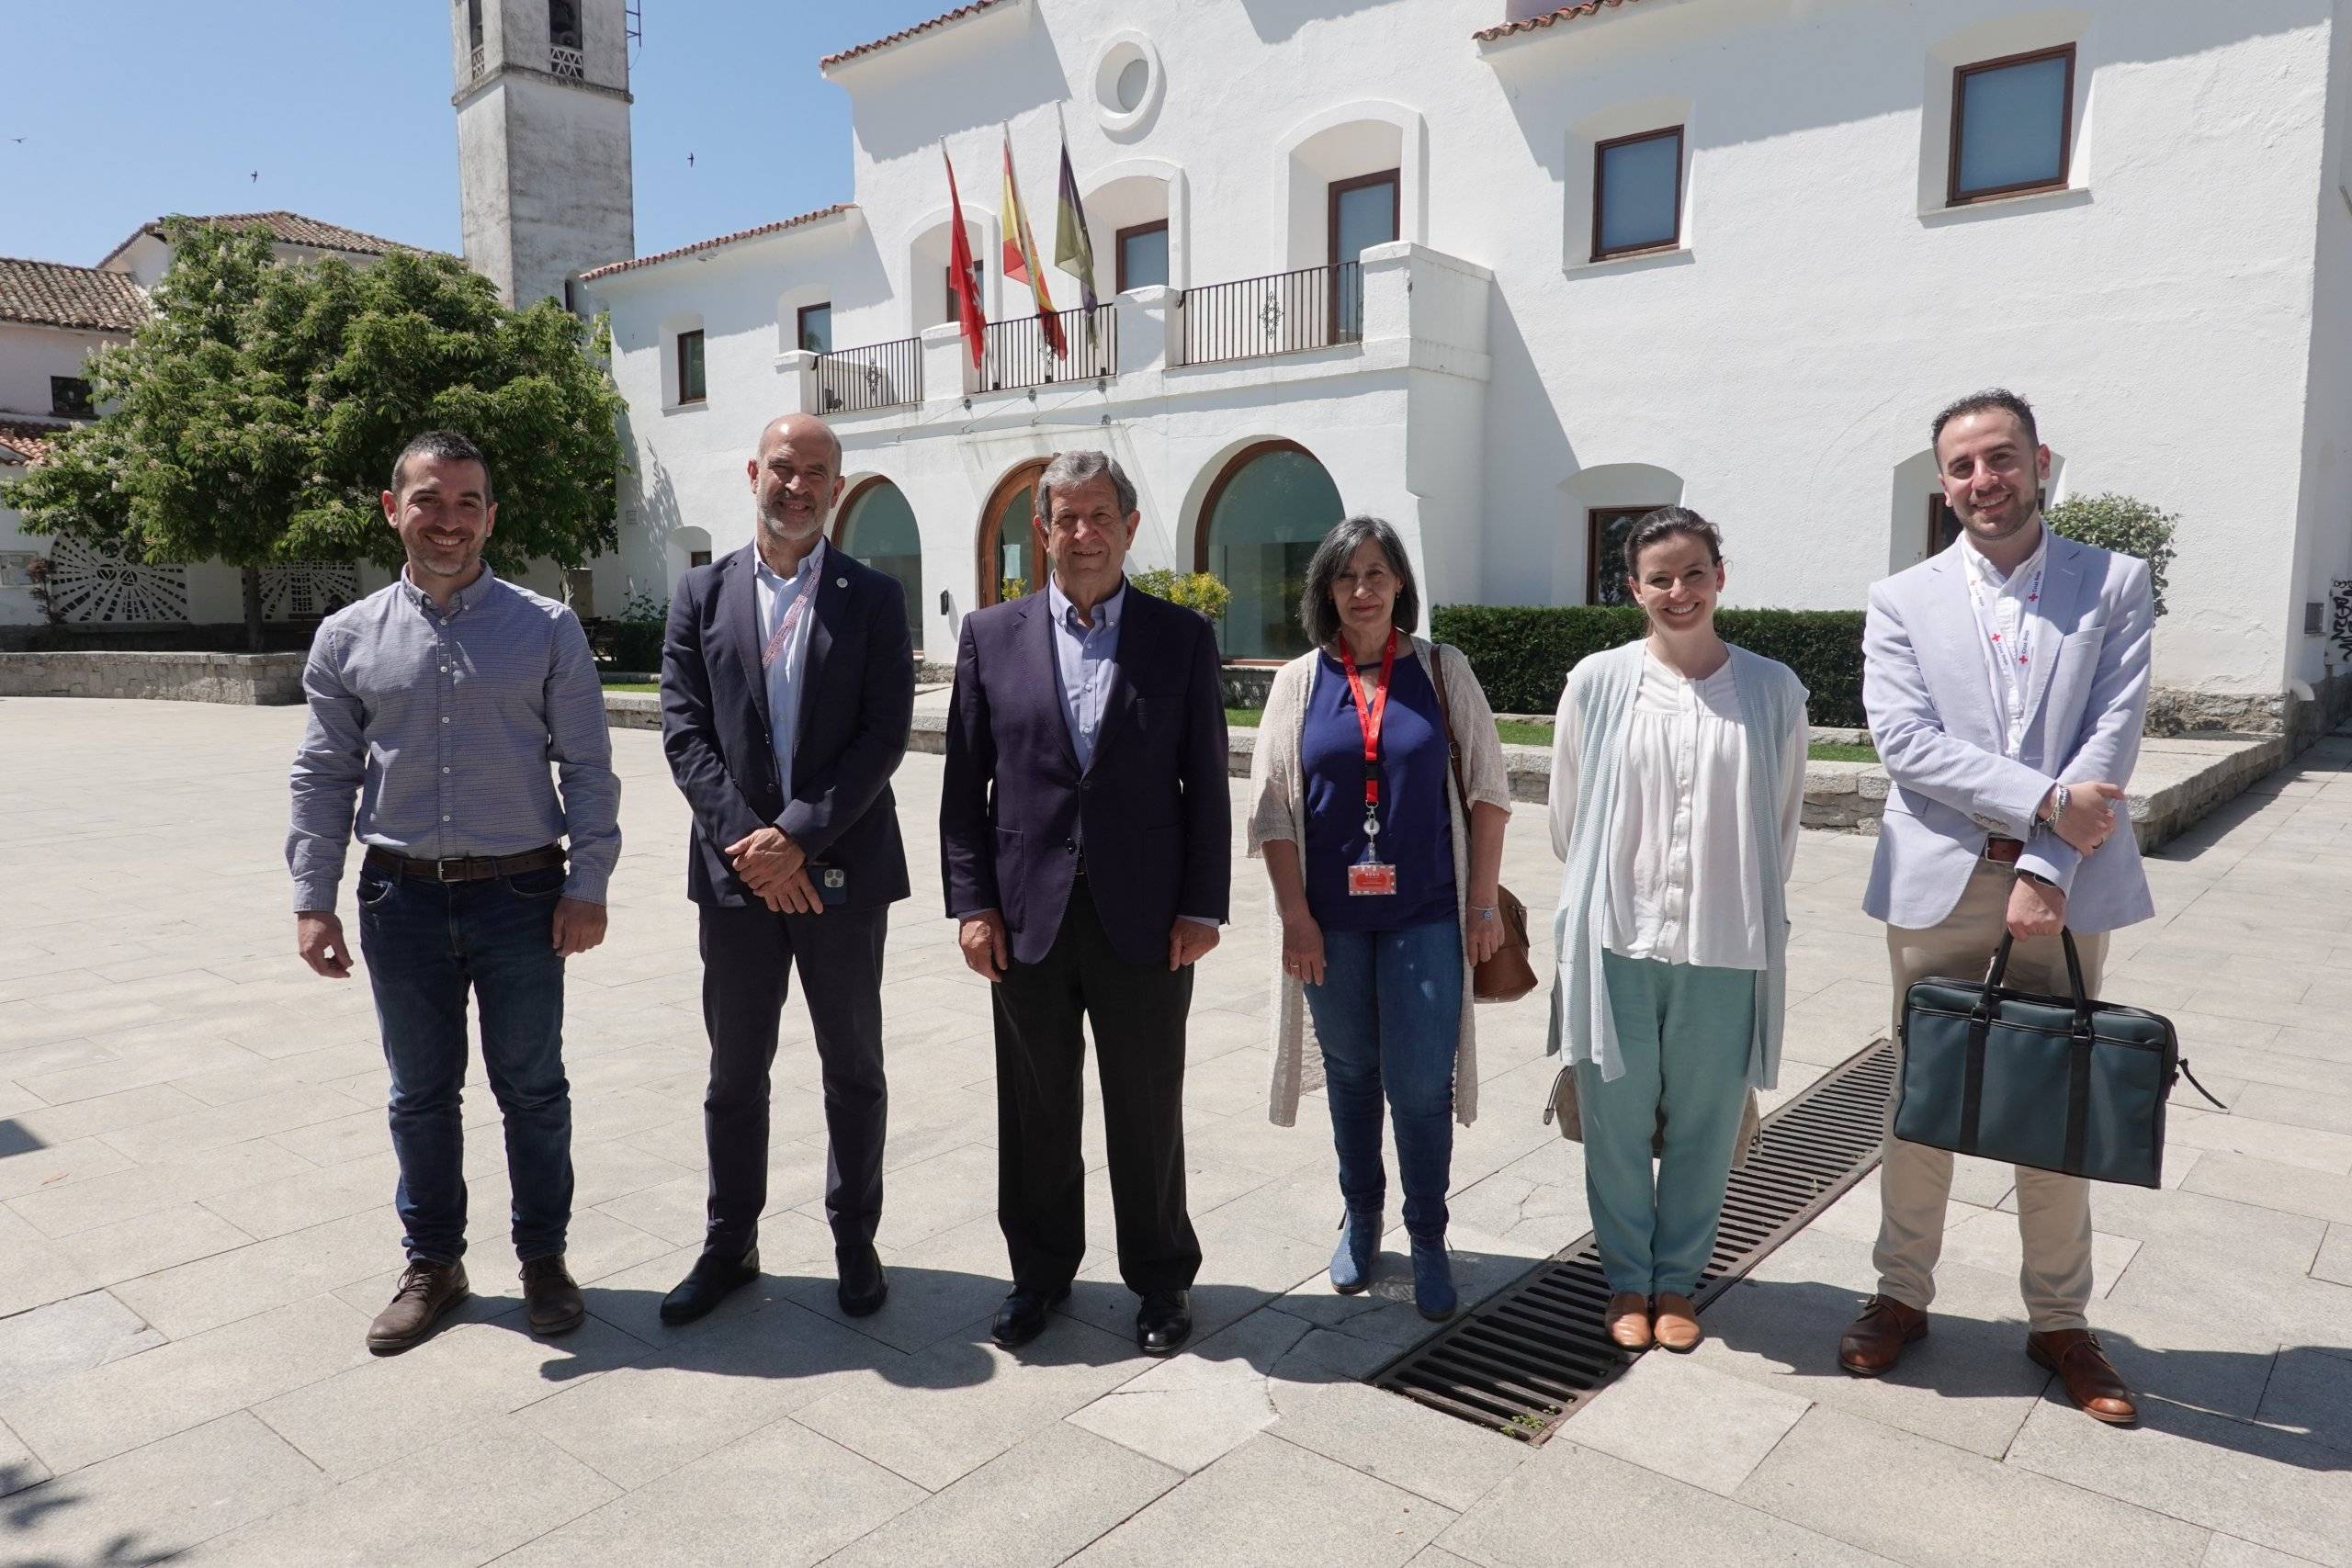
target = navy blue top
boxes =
[1301,648,1457,932]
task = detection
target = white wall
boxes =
[0,323,118,422]
[587,0,2343,699]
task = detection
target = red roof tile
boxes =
[0,418,77,466]
[96,210,422,271]
[0,259,148,333]
[820,1,1013,71]
[578,205,855,282]
[1475,0,1664,43]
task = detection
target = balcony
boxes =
[814,337,922,413]
[1179,263,1363,367]
[983,304,1118,392]
[549,43,585,80]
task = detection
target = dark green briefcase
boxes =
[1894,931,2222,1189]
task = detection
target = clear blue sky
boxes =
[5,1,966,266]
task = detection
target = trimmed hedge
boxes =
[1430,605,1868,727]
[591,620,665,673]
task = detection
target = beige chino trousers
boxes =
[1873,858,2108,1333]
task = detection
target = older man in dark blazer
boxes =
[658,412,915,1325]
[941,449,1231,1358]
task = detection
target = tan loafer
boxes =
[1652,1292,1702,1353]
[1838,1294,1928,1376]
[2027,1329,2138,1426]
[1604,1292,1653,1350]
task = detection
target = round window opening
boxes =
[1114,57,1150,113]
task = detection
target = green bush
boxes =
[601,621,665,672]
[1431,604,1869,727]
[1132,568,1231,621]
[2046,492,2177,616]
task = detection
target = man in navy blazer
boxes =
[657,413,914,1325]
[941,449,1230,1357]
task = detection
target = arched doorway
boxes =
[978,459,1050,606]
[1193,441,1344,660]
[834,478,924,654]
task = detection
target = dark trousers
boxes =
[696,898,890,1258]
[356,861,573,1265]
[992,878,1201,1296]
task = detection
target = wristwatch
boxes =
[2017,869,2054,888]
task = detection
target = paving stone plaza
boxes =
[1,696,2348,1566]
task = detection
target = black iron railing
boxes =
[984,304,1117,392]
[1180,262,1363,367]
[813,337,922,413]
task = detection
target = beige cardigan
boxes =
[1247,637,1515,1128]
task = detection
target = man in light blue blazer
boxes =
[1838,389,2155,1427]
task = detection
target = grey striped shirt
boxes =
[286,569,621,914]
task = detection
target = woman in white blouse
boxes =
[1547,508,1809,1354]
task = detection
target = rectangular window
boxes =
[688,549,712,570]
[676,329,706,404]
[1593,127,1684,261]
[1928,494,1962,557]
[1587,506,1657,605]
[1950,45,2075,205]
[797,302,833,355]
[51,376,94,419]
[1115,220,1170,292]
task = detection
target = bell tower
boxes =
[451,0,636,306]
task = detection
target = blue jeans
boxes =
[1303,919,1463,1239]
[356,860,573,1265]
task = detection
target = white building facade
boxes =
[580,0,2352,726]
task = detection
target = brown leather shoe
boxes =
[367,1258,469,1354]
[521,1254,584,1337]
[2027,1329,2138,1425]
[1604,1292,1653,1350]
[1837,1295,1928,1376]
[1653,1292,1702,1353]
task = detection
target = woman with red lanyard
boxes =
[1247,515,1512,1320]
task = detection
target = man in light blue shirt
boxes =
[288,429,617,1355]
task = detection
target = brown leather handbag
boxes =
[1430,649,1539,1003]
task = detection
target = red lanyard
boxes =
[1339,628,1397,818]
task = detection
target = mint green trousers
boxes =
[1575,949,1757,1298]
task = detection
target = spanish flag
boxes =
[1001,129,1066,358]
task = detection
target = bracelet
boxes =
[2039,782,2070,828]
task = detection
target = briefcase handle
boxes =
[1978,928,2095,1039]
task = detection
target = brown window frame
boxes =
[1927,494,1962,558]
[796,301,832,355]
[675,328,707,405]
[1591,126,1686,263]
[1587,505,1660,605]
[1114,219,1170,293]
[1326,169,1401,270]
[1948,43,2076,207]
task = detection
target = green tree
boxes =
[2047,492,2178,617]
[5,219,625,649]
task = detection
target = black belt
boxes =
[365,844,566,884]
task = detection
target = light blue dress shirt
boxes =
[287,568,621,913]
[755,537,826,808]
[1047,573,1123,771]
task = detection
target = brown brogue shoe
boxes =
[1605,1292,1653,1351]
[2027,1329,2138,1425]
[367,1258,469,1354]
[1653,1292,1703,1353]
[522,1254,585,1337]
[1837,1295,1928,1376]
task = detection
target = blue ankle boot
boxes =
[1329,1208,1381,1294]
[1410,1235,1456,1321]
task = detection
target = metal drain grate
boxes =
[1373,1036,1896,1443]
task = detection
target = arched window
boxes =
[978,459,1049,606]
[836,479,924,653]
[1194,441,1344,660]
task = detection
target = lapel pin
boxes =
[836,577,847,588]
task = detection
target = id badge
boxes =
[1347,860,1397,897]
[816,865,850,908]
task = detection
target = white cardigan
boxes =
[1247,637,1515,1127]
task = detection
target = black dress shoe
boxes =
[1136,1289,1192,1357]
[836,1243,888,1318]
[659,1247,760,1325]
[991,1284,1069,1348]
